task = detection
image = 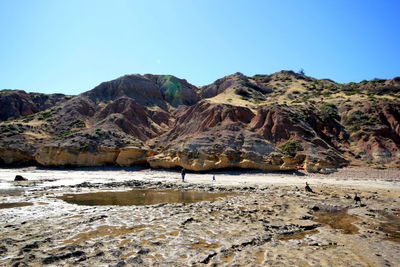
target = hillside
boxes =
[0,71,399,173]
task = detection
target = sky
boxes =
[0,0,399,95]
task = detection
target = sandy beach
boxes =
[0,167,399,266]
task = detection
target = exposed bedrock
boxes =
[0,148,35,165]
[34,146,151,167]
[35,147,120,167]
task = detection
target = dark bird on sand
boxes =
[354,193,361,205]
[305,182,313,193]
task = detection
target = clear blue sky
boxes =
[1,0,399,95]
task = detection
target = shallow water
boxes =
[0,202,33,209]
[313,209,359,234]
[58,189,234,206]
[374,210,400,243]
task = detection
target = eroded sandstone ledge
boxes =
[0,146,339,173]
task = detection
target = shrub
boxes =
[319,103,339,121]
[74,120,85,128]
[235,88,251,98]
[371,78,386,83]
[343,110,380,131]
[278,140,303,157]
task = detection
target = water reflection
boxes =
[58,189,234,206]
[313,209,359,234]
[0,202,33,209]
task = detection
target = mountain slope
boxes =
[0,71,399,172]
[0,90,70,121]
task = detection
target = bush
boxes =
[74,120,85,128]
[371,78,386,83]
[343,110,380,131]
[278,140,303,157]
[235,88,251,98]
[319,102,339,121]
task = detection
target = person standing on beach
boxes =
[181,168,186,182]
[212,175,216,181]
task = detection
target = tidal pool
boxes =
[0,202,33,209]
[313,209,359,234]
[58,189,234,206]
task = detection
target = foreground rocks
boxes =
[0,175,399,266]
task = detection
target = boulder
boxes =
[14,175,28,181]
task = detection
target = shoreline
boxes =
[1,166,399,192]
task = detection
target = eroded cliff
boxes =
[1,72,399,172]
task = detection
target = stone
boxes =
[14,175,28,181]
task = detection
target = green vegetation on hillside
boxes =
[278,140,303,157]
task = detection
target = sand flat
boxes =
[0,167,399,266]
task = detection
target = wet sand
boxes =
[0,167,399,266]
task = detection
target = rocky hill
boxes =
[0,90,70,121]
[0,72,399,173]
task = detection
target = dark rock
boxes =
[12,262,29,267]
[301,224,321,230]
[126,256,143,265]
[182,217,195,225]
[115,261,126,267]
[87,215,108,223]
[95,251,105,257]
[200,252,217,264]
[42,251,85,264]
[14,175,28,181]
[74,256,87,263]
[137,248,150,255]
[0,245,7,255]
[20,241,40,253]
[311,206,320,211]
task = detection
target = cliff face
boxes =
[1,72,399,172]
[148,101,283,171]
[0,90,69,121]
[339,101,400,165]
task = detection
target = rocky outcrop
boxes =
[144,74,199,106]
[149,102,297,171]
[199,72,272,99]
[0,148,35,165]
[249,104,348,171]
[148,150,287,171]
[339,100,400,165]
[94,97,170,140]
[116,147,149,166]
[34,146,150,167]
[0,90,68,121]
[83,74,198,109]
[35,147,120,167]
